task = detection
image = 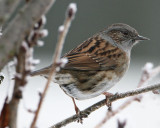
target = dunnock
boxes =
[31,23,149,115]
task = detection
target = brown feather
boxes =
[62,35,126,71]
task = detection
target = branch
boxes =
[30,3,77,128]
[0,0,55,71]
[95,63,159,128]
[0,97,9,127]
[0,0,21,26]
[7,15,48,128]
[95,63,157,128]
[51,82,160,128]
[52,63,160,128]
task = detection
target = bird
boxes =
[31,23,149,116]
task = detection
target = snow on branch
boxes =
[6,15,48,128]
[0,0,56,71]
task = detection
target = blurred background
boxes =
[35,0,159,63]
[1,0,160,128]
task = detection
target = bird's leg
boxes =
[103,92,113,111]
[71,97,83,123]
[72,97,80,115]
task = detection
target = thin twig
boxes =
[95,96,141,128]
[30,3,77,128]
[51,82,160,128]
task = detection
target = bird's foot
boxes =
[103,92,114,111]
[75,108,83,123]
[72,97,83,123]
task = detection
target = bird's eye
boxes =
[123,31,129,36]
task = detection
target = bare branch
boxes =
[30,3,77,128]
[8,41,29,128]
[51,82,160,128]
[0,0,56,71]
[52,62,160,128]
[7,15,48,128]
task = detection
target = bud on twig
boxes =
[37,40,44,46]
[58,25,64,33]
[38,29,48,38]
[67,3,77,19]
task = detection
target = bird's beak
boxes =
[135,35,150,41]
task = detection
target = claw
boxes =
[71,97,83,123]
[77,111,83,123]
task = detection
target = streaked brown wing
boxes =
[63,53,102,70]
[62,36,123,71]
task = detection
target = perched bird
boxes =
[31,23,149,115]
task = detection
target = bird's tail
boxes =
[30,65,51,76]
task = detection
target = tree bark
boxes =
[0,0,56,71]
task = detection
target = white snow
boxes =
[41,15,47,25]
[21,41,29,50]
[39,29,48,37]
[15,73,22,79]
[58,25,64,32]
[0,27,2,37]
[68,3,77,14]
[32,59,40,65]
[59,57,68,68]
[143,62,153,73]
[37,40,44,47]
